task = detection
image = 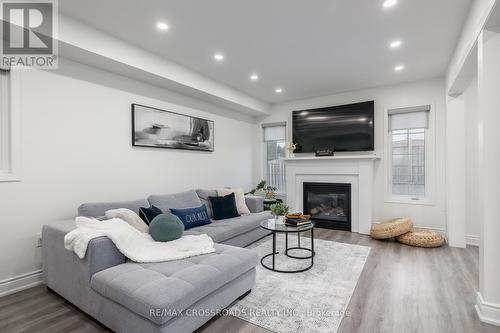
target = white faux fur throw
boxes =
[64,216,215,263]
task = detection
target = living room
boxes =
[1,0,500,333]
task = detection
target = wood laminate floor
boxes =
[1,229,499,333]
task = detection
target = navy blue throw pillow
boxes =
[209,192,240,220]
[139,205,163,226]
[170,205,212,230]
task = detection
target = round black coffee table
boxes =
[259,220,315,273]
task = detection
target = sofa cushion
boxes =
[184,211,272,242]
[195,189,216,218]
[217,188,251,215]
[78,198,149,218]
[209,192,240,220]
[149,213,185,242]
[244,195,264,213]
[105,208,149,233]
[170,205,211,230]
[148,190,202,213]
[90,244,258,325]
[139,205,163,225]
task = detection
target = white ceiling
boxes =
[59,0,471,103]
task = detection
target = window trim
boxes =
[384,104,436,205]
[0,69,21,182]
[262,122,287,195]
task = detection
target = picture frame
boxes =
[131,103,214,152]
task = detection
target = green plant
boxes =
[246,180,267,195]
[264,185,277,199]
[270,202,289,216]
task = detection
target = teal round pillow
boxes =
[149,213,184,242]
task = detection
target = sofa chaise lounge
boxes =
[42,189,272,333]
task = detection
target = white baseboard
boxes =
[466,235,480,247]
[0,270,43,298]
[476,292,500,326]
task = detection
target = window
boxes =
[388,106,430,201]
[263,123,286,193]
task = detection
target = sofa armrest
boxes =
[245,195,264,213]
[42,220,125,289]
[43,220,125,281]
[42,220,126,316]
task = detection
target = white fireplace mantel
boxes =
[284,155,380,235]
[284,155,380,161]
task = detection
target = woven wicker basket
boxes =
[396,228,444,248]
[370,217,413,240]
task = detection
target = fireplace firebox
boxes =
[303,182,351,231]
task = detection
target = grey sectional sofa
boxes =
[42,189,272,333]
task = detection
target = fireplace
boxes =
[303,182,351,231]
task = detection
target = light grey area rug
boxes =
[230,235,370,333]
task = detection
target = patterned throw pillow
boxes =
[170,205,212,230]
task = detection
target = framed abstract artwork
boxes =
[132,104,214,152]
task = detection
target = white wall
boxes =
[445,95,467,247]
[463,77,481,243]
[0,60,257,284]
[255,78,447,231]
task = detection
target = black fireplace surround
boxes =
[303,182,352,231]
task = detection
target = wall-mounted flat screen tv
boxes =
[292,101,374,153]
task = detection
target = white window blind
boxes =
[263,124,286,142]
[388,105,430,131]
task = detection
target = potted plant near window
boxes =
[264,185,277,200]
[270,202,289,225]
[246,180,267,196]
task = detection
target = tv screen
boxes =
[292,101,374,153]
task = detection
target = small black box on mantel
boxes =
[315,148,334,157]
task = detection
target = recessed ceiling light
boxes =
[390,40,402,48]
[250,74,259,81]
[275,88,283,94]
[214,53,224,62]
[156,22,169,31]
[383,0,398,8]
[394,65,405,71]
